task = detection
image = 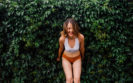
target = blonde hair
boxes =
[60,18,80,37]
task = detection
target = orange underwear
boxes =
[62,54,81,63]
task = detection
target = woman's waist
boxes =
[63,50,80,58]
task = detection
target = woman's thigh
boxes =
[62,57,73,78]
[72,59,82,78]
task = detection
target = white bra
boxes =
[64,37,80,52]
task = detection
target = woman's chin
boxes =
[68,35,74,38]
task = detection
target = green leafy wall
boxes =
[0,0,133,83]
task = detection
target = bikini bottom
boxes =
[62,54,81,64]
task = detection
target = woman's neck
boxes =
[68,36,76,40]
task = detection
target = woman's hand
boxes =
[57,56,60,61]
[82,55,84,60]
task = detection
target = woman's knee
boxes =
[74,77,80,83]
[66,76,73,82]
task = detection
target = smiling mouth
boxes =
[69,33,73,35]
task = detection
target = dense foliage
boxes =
[0,0,133,82]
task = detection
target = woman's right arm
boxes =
[57,36,64,61]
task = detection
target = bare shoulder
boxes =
[59,35,65,43]
[78,33,84,42]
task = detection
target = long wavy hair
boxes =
[60,18,80,37]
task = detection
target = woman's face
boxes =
[67,22,74,38]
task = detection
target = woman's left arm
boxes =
[80,34,85,59]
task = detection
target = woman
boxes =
[57,18,85,83]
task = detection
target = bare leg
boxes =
[62,57,73,83]
[73,58,81,83]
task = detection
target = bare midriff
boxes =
[63,50,80,58]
